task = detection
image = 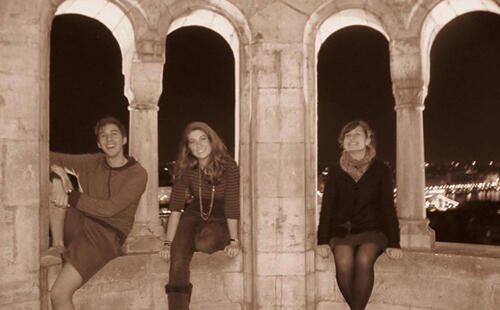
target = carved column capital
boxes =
[392,80,426,111]
[129,60,164,105]
[136,31,164,63]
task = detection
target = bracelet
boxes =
[163,240,172,246]
[229,238,239,243]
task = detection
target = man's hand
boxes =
[51,164,74,192]
[50,178,69,208]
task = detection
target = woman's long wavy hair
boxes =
[175,122,230,183]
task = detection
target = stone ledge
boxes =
[43,251,244,310]
[316,243,500,310]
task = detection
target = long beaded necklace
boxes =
[198,167,215,221]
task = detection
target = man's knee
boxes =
[50,285,72,308]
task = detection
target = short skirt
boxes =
[63,208,124,283]
[329,230,388,250]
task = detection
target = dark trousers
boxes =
[166,210,229,309]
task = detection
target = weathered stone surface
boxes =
[252,44,303,89]
[4,141,39,205]
[250,2,307,43]
[0,274,39,307]
[0,207,15,265]
[255,143,280,197]
[279,144,305,196]
[317,246,500,310]
[255,197,305,252]
[256,252,305,276]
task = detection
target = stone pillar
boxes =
[0,1,53,309]
[390,39,435,250]
[124,38,164,253]
[250,3,312,307]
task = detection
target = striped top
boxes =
[169,158,240,219]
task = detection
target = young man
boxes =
[44,116,147,310]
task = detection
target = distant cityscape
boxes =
[424,160,500,211]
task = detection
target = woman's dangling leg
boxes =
[351,243,383,310]
[166,212,199,310]
[332,245,355,307]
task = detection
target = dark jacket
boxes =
[317,158,400,248]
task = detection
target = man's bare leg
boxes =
[41,179,67,265]
[50,262,83,310]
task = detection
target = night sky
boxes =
[50,12,500,166]
[50,14,128,154]
[424,12,500,164]
[158,26,235,162]
[317,26,395,167]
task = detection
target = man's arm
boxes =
[50,152,100,175]
[69,167,147,218]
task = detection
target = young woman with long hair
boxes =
[160,121,240,309]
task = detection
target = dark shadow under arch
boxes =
[317,25,395,169]
[424,11,500,164]
[50,14,129,153]
[158,25,235,164]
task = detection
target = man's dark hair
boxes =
[94,116,127,141]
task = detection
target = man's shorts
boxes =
[63,208,123,283]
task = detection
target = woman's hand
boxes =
[317,245,331,258]
[385,248,403,259]
[159,243,171,261]
[50,178,69,208]
[224,240,241,258]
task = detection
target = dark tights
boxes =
[332,243,383,310]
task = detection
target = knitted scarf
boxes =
[339,146,376,182]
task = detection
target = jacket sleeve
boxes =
[69,166,147,218]
[317,172,336,245]
[223,160,240,219]
[379,164,400,248]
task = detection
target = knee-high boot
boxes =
[165,283,192,310]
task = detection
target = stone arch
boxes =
[55,0,138,101]
[421,0,500,93]
[315,9,390,53]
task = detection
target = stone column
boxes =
[249,3,312,305]
[390,39,435,250]
[0,1,54,309]
[124,38,164,253]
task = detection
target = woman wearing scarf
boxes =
[317,120,402,310]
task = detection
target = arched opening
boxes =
[423,11,500,246]
[317,25,395,188]
[158,25,235,164]
[157,25,236,222]
[50,13,128,153]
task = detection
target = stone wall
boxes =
[42,243,500,309]
[2,0,500,309]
